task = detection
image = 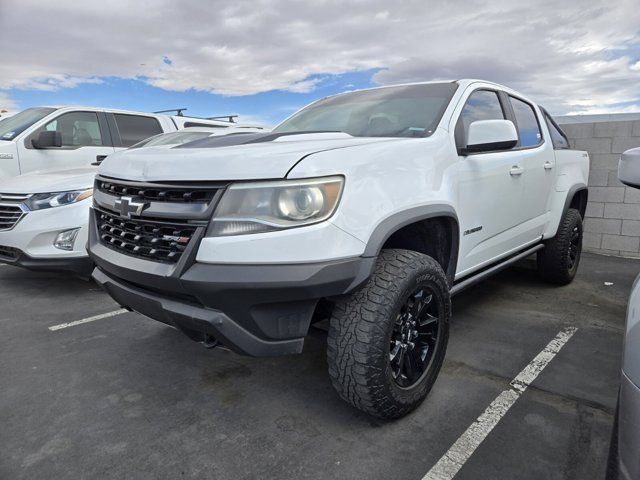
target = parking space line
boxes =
[422,326,578,480]
[48,309,128,331]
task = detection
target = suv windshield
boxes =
[130,130,214,149]
[274,83,458,138]
[0,107,56,141]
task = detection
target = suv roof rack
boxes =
[153,109,238,123]
[207,115,238,123]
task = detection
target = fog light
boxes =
[54,228,80,251]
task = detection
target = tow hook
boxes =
[203,334,219,349]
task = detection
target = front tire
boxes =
[537,208,583,285]
[327,249,451,419]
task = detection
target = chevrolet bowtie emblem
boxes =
[114,196,148,218]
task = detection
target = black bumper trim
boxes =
[0,249,94,277]
[92,267,306,356]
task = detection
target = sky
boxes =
[1,0,639,127]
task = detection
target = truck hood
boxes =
[0,167,96,194]
[98,132,404,181]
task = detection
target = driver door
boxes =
[18,110,114,174]
[455,89,530,277]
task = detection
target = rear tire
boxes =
[537,208,583,285]
[327,249,450,419]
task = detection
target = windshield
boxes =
[129,130,214,149]
[0,107,56,141]
[273,83,458,138]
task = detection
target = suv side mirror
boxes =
[619,148,640,189]
[31,130,62,149]
[461,119,518,155]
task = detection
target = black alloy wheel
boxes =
[390,287,441,388]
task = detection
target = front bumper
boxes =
[89,212,375,356]
[0,246,93,276]
[0,200,90,260]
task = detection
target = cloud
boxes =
[0,0,639,114]
[0,91,16,111]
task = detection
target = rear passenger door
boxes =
[507,95,553,234]
[107,113,164,149]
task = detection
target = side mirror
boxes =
[619,148,640,189]
[461,119,518,155]
[31,130,62,149]
[91,155,108,166]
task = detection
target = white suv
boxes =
[88,79,589,418]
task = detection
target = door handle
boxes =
[509,165,524,176]
[544,161,553,170]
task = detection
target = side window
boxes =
[509,96,542,148]
[42,111,103,147]
[114,114,163,147]
[543,112,570,149]
[458,90,505,143]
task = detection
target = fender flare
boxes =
[361,204,460,286]
[561,183,588,219]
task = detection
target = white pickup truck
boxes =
[87,79,589,418]
[0,106,251,179]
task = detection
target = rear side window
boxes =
[509,96,542,148]
[459,90,505,142]
[114,114,163,147]
[543,112,570,149]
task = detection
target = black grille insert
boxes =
[0,204,26,231]
[96,210,199,263]
[97,180,218,203]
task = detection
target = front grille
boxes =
[96,210,198,263]
[0,204,27,231]
[96,180,218,203]
[0,245,20,260]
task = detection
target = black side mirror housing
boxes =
[91,155,108,166]
[32,130,62,149]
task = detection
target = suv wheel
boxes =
[537,208,583,285]
[327,249,450,419]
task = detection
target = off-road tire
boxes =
[537,208,583,285]
[327,249,451,419]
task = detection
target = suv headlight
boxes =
[26,189,93,211]
[208,176,344,236]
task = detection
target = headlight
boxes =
[208,176,344,236]
[26,189,93,211]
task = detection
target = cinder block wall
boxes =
[557,115,640,257]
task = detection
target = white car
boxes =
[0,106,253,179]
[0,167,95,275]
[608,147,640,480]
[0,127,266,275]
[88,79,589,418]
